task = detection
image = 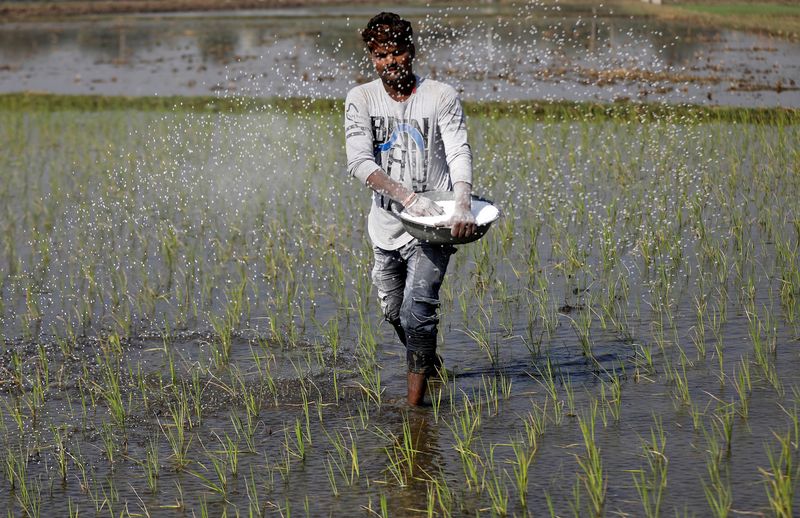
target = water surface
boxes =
[1,4,799,106]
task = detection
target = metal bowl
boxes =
[397,191,501,245]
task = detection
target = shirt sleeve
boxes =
[345,88,381,185]
[437,86,473,186]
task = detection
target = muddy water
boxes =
[1,4,799,106]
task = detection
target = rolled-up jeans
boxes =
[372,239,456,375]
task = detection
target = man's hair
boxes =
[361,12,414,49]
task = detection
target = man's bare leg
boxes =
[407,372,427,406]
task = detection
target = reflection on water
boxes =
[1,4,798,106]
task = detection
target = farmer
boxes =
[345,12,476,406]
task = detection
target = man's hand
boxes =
[448,181,476,238]
[449,205,476,237]
[364,170,446,218]
[404,194,445,217]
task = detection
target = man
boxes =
[345,12,476,406]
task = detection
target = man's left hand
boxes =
[447,181,476,238]
[449,205,476,238]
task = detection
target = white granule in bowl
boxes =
[402,199,500,227]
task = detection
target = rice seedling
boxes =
[667,356,692,408]
[354,398,371,431]
[499,372,513,401]
[732,357,752,419]
[575,402,606,517]
[507,436,535,508]
[430,380,445,423]
[5,446,27,492]
[690,294,708,360]
[284,418,307,462]
[463,304,499,367]
[355,359,383,407]
[523,403,547,449]
[599,371,622,425]
[701,406,734,516]
[532,359,566,426]
[100,422,117,467]
[218,432,241,478]
[529,270,560,341]
[759,430,796,518]
[143,435,160,494]
[190,368,206,425]
[630,415,668,518]
[447,394,483,491]
[95,351,128,432]
[230,411,257,454]
[191,447,231,500]
[246,467,265,517]
[209,312,234,368]
[704,401,737,458]
[256,348,279,406]
[485,464,510,515]
[324,456,340,498]
[564,374,578,418]
[50,424,70,485]
[14,468,42,518]
[567,304,595,360]
[159,406,192,471]
[234,371,262,425]
[378,413,422,488]
[69,442,90,494]
[481,374,500,417]
[633,343,656,381]
[325,427,359,487]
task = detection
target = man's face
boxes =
[369,42,414,85]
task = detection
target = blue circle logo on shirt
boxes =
[378,123,426,153]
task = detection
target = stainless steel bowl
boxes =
[397,191,501,245]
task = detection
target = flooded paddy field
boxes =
[2,2,800,517]
[1,4,800,106]
[0,96,798,515]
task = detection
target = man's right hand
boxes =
[404,194,445,217]
[364,170,444,217]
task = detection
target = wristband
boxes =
[402,192,418,207]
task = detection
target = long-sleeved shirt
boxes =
[345,76,473,250]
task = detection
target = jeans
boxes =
[371,239,456,375]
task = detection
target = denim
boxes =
[372,239,456,375]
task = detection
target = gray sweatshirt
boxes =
[345,76,473,250]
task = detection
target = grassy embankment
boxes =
[1,92,797,122]
[615,0,800,39]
